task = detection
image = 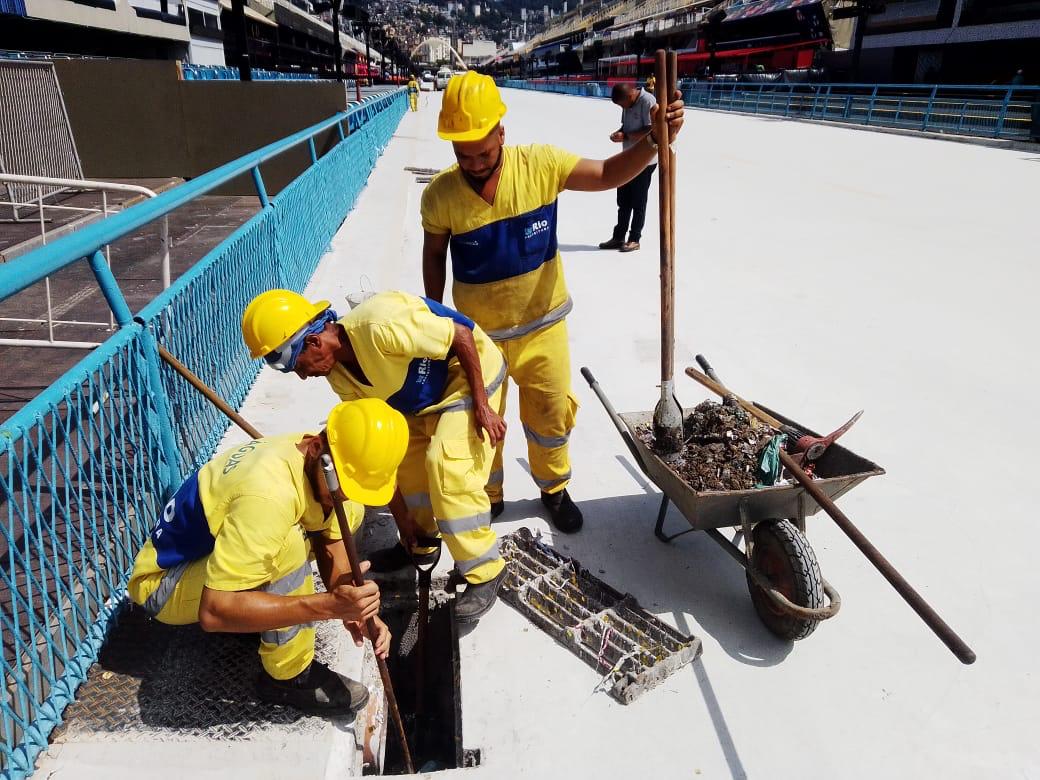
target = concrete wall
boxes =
[52,59,348,195]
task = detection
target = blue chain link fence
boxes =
[0,88,407,778]
[499,79,1040,142]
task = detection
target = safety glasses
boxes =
[263,308,338,373]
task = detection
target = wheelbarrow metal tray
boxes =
[619,406,885,532]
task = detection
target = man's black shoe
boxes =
[490,500,505,519]
[257,660,369,717]
[598,238,624,250]
[367,542,438,573]
[455,565,507,624]
[541,489,583,533]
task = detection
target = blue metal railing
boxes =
[500,79,1040,141]
[0,88,407,778]
[181,64,316,81]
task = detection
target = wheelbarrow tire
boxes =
[746,519,824,641]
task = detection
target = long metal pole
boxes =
[683,364,976,665]
[332,0,343,82]
[322,456,415,773]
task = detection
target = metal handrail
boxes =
[0,173,172,348]
[0,89,403,303]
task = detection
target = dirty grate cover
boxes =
[500,528,701,704]
[52,597,341,743]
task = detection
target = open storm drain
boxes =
[374,581,480,775]
[500,528,702,704]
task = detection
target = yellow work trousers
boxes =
[408,93,418,111]
[398,386,506,585]
[486,320,578,503]
[127,528,317,681]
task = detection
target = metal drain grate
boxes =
[500,528,701,704]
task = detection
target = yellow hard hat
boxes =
[242,289,330,359]
[326,399,408,505]
[438,71,507,142]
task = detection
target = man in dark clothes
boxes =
[599,82,658,253]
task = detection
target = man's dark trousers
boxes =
[612,164,657,243]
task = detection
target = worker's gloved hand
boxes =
[330,563,380,623]
[345,615,391,659]
[474,403,507,447]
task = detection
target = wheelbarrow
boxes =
[580,367,885,641]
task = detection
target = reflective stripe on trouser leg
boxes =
[397,413,438,540]
[511,320,577,495]
[127,529,316,680]
[485,375,509,504]
[427,386,505,585]
[257,546,317,681]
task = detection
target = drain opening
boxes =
[373,584,478,775]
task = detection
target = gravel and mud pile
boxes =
[639,400,778,492]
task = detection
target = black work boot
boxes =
[257,660,369,717]
[367,542,439,573]
[541,489,583,533]
[490,500,505,519]
[598,237,624,250]
[455,565,507,624]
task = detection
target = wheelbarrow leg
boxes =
[654,494,696,543]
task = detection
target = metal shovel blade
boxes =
[652,383,684,462]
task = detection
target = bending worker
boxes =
[242,289,509,623]
[127,399,408,717]
[421,72,686,533]
[407,74,419,112]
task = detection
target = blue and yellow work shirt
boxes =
[420,144,581,341]
[326,291,505,416]
[129,433,359,591]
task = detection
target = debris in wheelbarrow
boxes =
[637,400,777,492]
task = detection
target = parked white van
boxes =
[435,68,453,90]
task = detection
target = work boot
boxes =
[541,489,583,533]
[490,500,505,519]
[367,541,439,573]
[455,565,507,624]
[619,240,641,253]
[257,660,369,717]
[598,237,624,250]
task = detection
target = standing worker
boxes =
[242,289,510,623]
[600,82,658,253]
[407,74,420,112]
[127,399,407,717]
[645,73,656,95]
[420,72,686,532]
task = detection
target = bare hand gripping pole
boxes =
[322,455,415,773]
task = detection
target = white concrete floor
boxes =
[189,91,1040,778]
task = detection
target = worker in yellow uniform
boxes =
[127,399,408,717]
[407,75,419,112]
[241,289,509,623]
[420,72,686,533]
[645,74,656,95]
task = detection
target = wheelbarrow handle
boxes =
[581,367,648,473]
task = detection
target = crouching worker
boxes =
[127,398,408,717]
[241,289,508,624]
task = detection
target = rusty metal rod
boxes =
[322,455,415,772]
[157,345,263,439]
[684,364,977,665]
